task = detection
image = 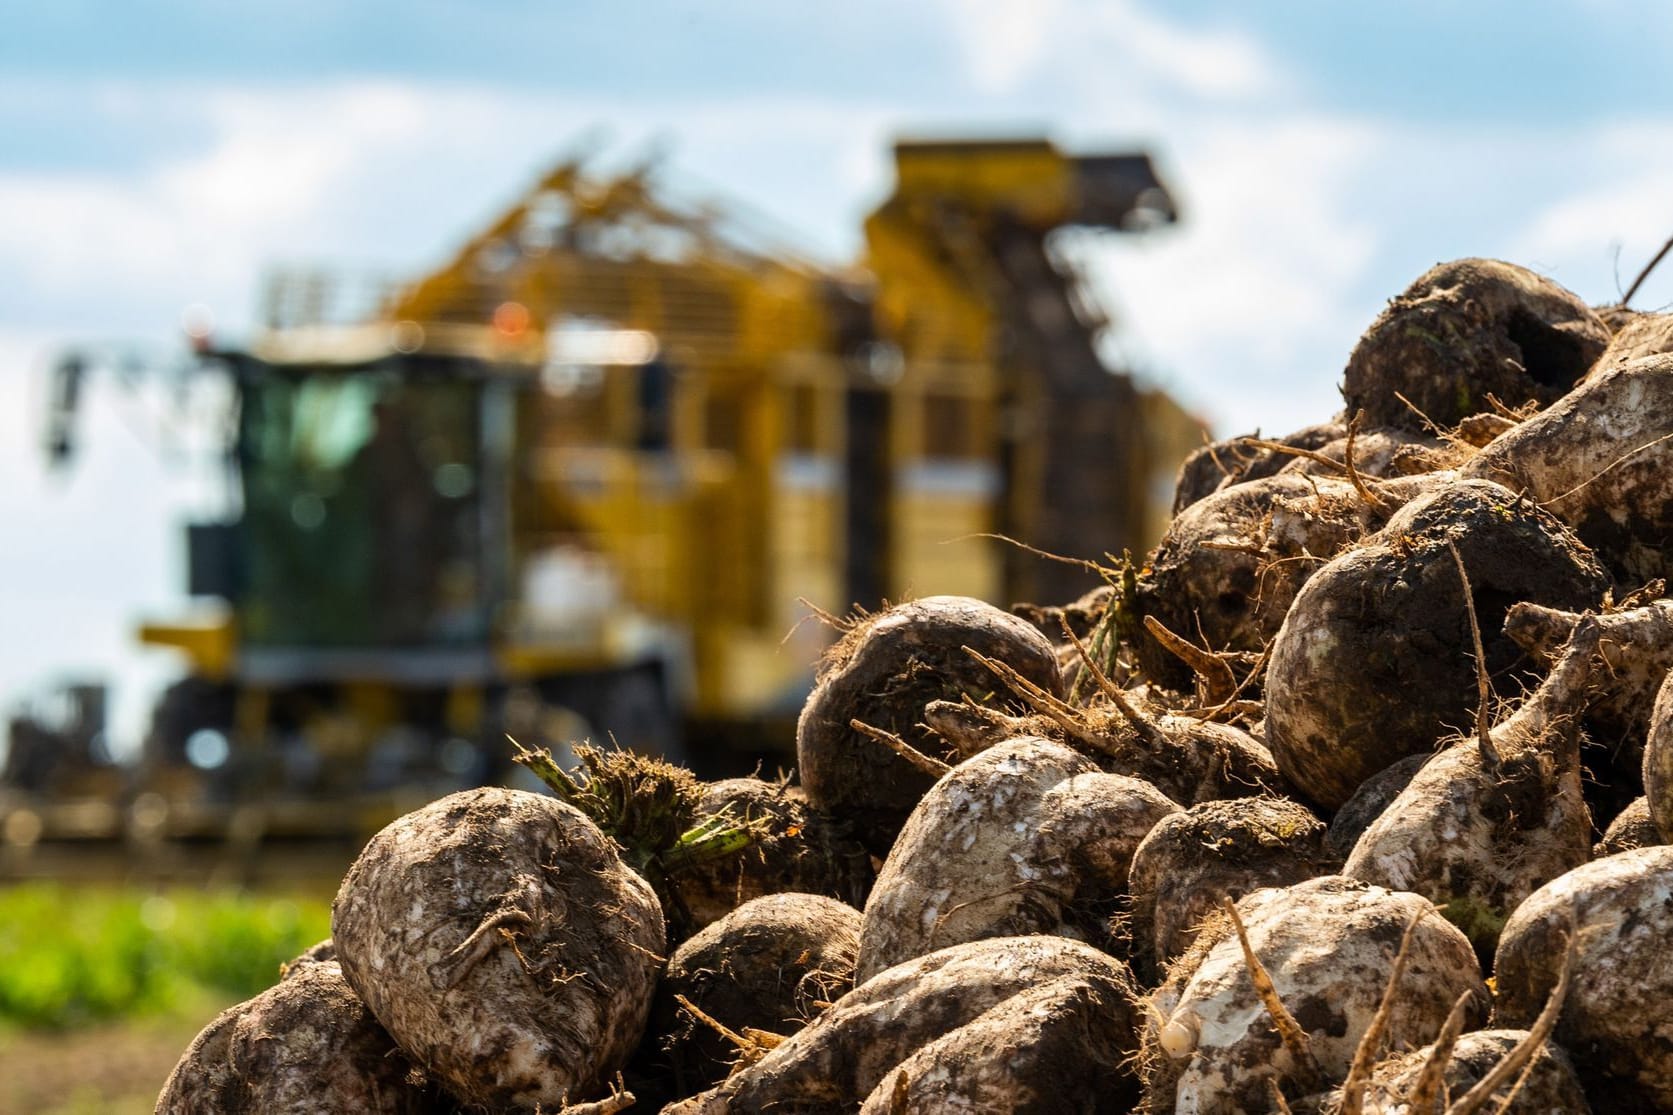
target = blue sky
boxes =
[4,1,1672,749]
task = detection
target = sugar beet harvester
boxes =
[14,137,1199,852]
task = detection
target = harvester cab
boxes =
[135,324,687,828]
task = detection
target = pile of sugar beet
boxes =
[159,258,1673,1114]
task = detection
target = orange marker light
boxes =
[493,301,532,337]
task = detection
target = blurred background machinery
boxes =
[5,135,1201,873]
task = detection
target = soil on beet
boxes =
[1134,473,1381,691]
[1324,752,1427,861]
[1170,420,1345,516]
[797,597,1064,856]
[1343,257,1608,431]
[1266,480,1608,809]
[676,778,873,932]
[331,787,664,1111]
[155,960,443,1115]
[1128,797,1333,979]
[639,893,861,1103]
[862,973,1142,1114]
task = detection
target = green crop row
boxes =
[0,884,331,1029]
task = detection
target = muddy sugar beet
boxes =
[1131,471,1447,692]
[676,775,873,931]
[331,787,665,1111]
[1264,479,1607,809]
[156,960,446,1114]
[1494,846,1673,1110]
[1342,615,1601,960]
[1343,257,1607,430]
[642,893,861,1098]
[797,595,1065,856]
[1145,877,1486,1114]
[857,736,1177,979]
[667,934,1143,1114]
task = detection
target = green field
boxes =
[0,883,332,1030]
[0,883,333,1114]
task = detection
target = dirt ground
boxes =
[0,1002,229,1115]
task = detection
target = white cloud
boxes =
[940,0,1065,93]
[1104,2,1280,99]
[1509,120,1673,308]
[936,0,1280,100]
[0,82,463,337]
[0,176,178,293]
[0,80,905,342]
[159,86,425,227]
[1081,116,1383,433]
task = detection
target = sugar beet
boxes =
[797,595,1064,856]
[156,960,443,1115]
[331,787,664,1111]
[1342,258,1607,431]
[1146,877,1485,1114]
[666,935,1137,1115]
[1494,846,1673,1111]
[1264,479,1607,809]
[856,736,1176,980]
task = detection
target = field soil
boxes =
[0,1000,228,1115]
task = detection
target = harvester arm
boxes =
[861,137,1184,602]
